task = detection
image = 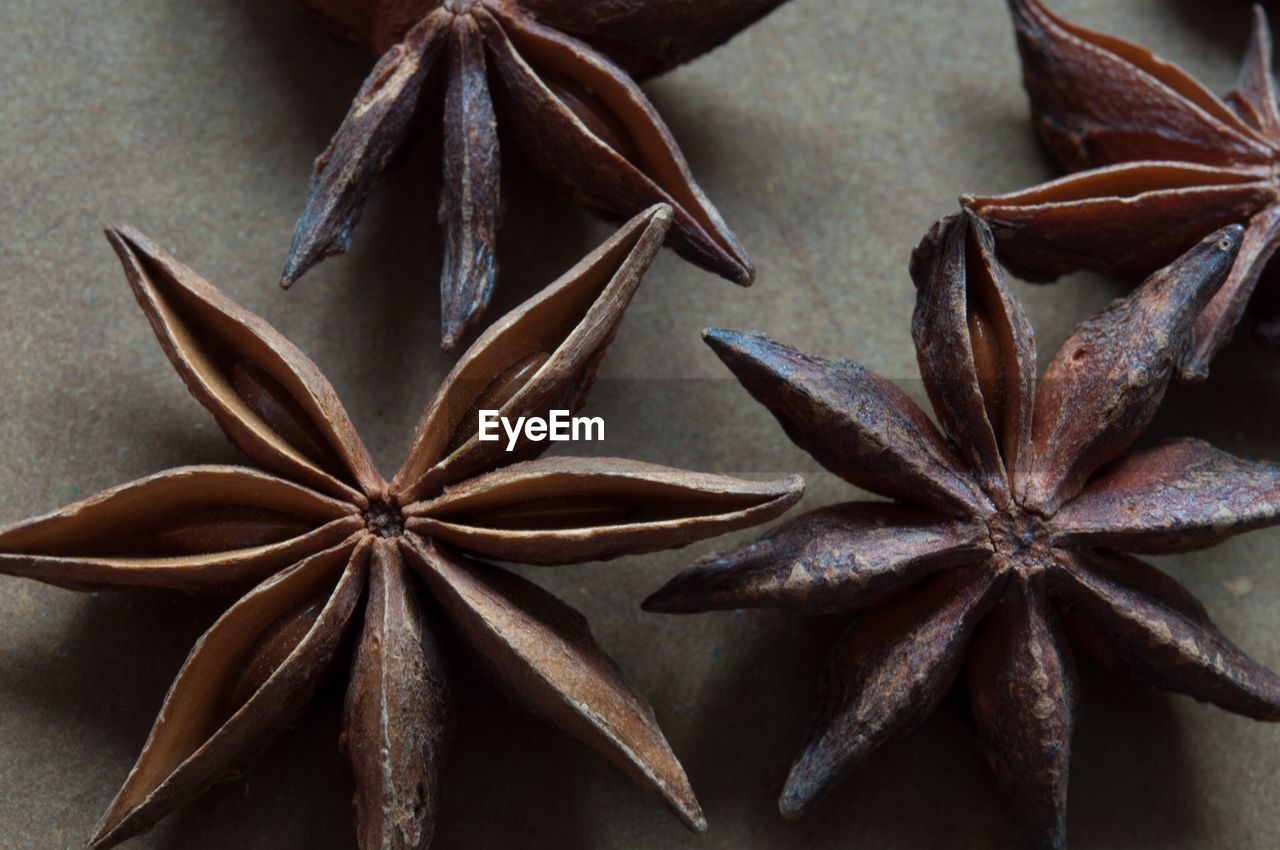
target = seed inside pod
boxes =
[231,362,347,474]
[147,506,315,556]
[470,495,631,530]
[540,71,640,165]
[967,307,1007,438]
[222,596,325,721]
[445,351,550,453]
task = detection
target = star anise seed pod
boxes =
[284,0,787,348]
[0,204,803,850]
[965,0,1280,380]
[645,211,1280,850]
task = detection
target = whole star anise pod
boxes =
[965,0,1280,380]
[644,212,1280,850]
[284,0,787,347]
[0,205,802,849]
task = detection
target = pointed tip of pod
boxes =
[680,802,710,834]
[647,201,675,228]
[777,779,815,821]
[638,202,677,250]
[278,254,309,290]
[439,310,475,351]
[103,223,141,255]
[1151,223,1243,301]
[1252,3,1271,33]
[726,253,757,287]
[701,326,755,355]
[279,217,351,291]
[701,327,791,380]
[701,326,733,344]
[439,328,463,351]
[777,738,848,821]
[777,473,806,500]
[960,204,990,232]
[87,810,129,850]
[691,224,755,287]
[642,566,708,614]
[103,224,159,277]
[104,225,180,278]
[1208,223,1246,254]
[1177,357,1212,383]
[1204,223,1247,277]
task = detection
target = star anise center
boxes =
[984,507,1052,574]
[443,0,479,15]
[364,498,405,538]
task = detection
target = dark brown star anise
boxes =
[644,211,1280,849]
[965,0,1280,380]
[284,0,787,347]
[0,204,803,849]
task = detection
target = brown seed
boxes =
[231,362,347,475]
[964,0,1280,380]
[147,506,315,556]
[0,207,803,850]
[444,351,550,453]
[225,596,326,717]
[539,71,640,164]
[967,307,1006,438]
[471,494,631,530]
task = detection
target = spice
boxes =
[285,0,788,347]
[645,212,1280,850]
[965,0,1280,380]
[0,204,802,850]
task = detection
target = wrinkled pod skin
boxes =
[0,205,803,850]
[284,0,789,347]
[966,0,1280,380]
[647,213,1280,850]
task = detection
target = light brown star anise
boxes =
[965,0,1280,380]
[0,205,802,849]
[284,0,787,347]
[644,212,1280,850]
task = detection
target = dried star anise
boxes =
[284,0,787,348]
[644,211,1280,850]
[965,0,1280,380]
[0,204,802,849]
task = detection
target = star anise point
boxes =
[967,0,1280,379]
[1,204,802,849]
[282,0,783,346]
[650,211,1280,847]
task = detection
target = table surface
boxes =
[2,1,1278,848]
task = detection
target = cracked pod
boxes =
[647,212,1280,850]
[0,204,802,850]
[286,0,789,347]
[967,0,1280,379]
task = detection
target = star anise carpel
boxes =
[0,204,803,850]
[644,211,1280,850]
[965,0,1280,380]
[284,0,787,348]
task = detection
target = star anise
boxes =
[283,0,787,348]
[644,211,1280,849]
[0,204,803,849]
[965,0,1280,380]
